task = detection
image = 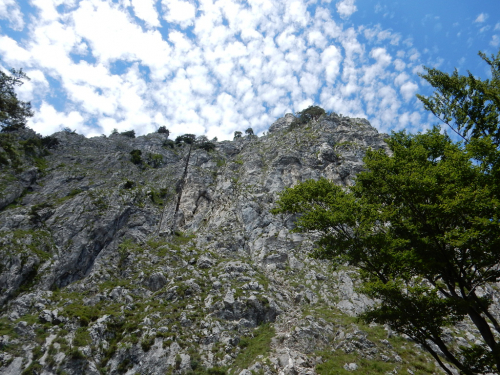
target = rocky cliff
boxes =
[0,114,461,374]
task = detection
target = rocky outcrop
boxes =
[0,114,465,375]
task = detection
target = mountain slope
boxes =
[0,114,459,375]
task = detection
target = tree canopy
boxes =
[0,68,33,131]
[272,50,500,375]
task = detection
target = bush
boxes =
[121,130,135,138]
[175,134,196,145]
[234,131,242,139]
[197,141,216,152]
[123,180,135,189]
[245,127,254,136]
[141,336,155,352]
[41,135,59,149]
[163,139,175,149]
[130,149,142,164]
[290,105,326,129]
[157,126,169,136]
[147,153,163,168]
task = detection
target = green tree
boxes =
[0,68,33,131]
[175,134,196,145]
[290,105,326,129]
[234,131,242,139]
[245,127,254,136]
[272,51,500,375]
[157,126,170,136]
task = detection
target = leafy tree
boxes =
[272,51,500,375]
[120,130,136,138]
[130,149,142,164]
[234,131,242,139]
[0,68,34,131]
[245,127,254,136]
[175,134,196,145]
[417,50,500,148]
[163,139,175,149]
[290,105,326,129]
[157,126,170,136]
[417,50,500,191]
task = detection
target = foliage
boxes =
[196,140,216,152]
[290,105,325,129]
[0,68,33,131]
[120,130,136,138]
[245,127,254,136]
[147,153,163,168]
[175,134,196,145]
[272,126,500,374]
[163,139,175,148]
[234,131,242,139]
[417,50,500,148]
[157,126,170,136]
[123,180,135,189]
[130,149,142,164]
[273,51,500,375]
[417,50,500,192]
[41,135,59,149]
[233,323,275,371]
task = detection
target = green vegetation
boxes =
[120,130,136,138]
[73,327,91,346]
[176,134,196,145]
[147,153,163,168]
[272,50,500,375]
[232,324,275,372]
[130,149,142,164]
[290,105,325,129]
[158,126,170,136]
[0,68,33,132]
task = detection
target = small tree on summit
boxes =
[297,105,325,122]
[157,126,170,137]
[234,131,242,139]
[290,105,326,129]
[0,68,34,132]
[245,127,254,136]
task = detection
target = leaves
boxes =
[272,126,500,374]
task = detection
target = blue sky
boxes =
[0,0,498,140]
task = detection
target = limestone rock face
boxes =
[0,114,478,374]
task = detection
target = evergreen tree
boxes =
[0,68,33,131]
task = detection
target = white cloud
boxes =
[15,70,50,102]
[28,102,85,136]
[0,0,24,30]
[0,0,430,140]
[400,81,418,102]
[131,0,161,27]
[162,0,196,28]
[491,35,499,47]
[474,13,488,23]
[336,0,357,19]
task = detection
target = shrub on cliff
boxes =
[130,149,142,164]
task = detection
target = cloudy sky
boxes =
[0,0,499,139]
